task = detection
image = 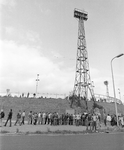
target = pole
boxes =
[118,88,121,100]
[111,53,124,127]
[111,58,119,126]
[36,74,40,97]
[92,81,95,90]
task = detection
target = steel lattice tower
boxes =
[72,9,94,109]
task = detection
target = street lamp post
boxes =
[36,74,40,97]
[111,53,124,127]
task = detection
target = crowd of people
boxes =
[0,109,124,132]
[105,113,124,127]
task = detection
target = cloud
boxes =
[4,26,42,47]
[0,0,16,7]
[0,39,122,100]
[5,26,15,35]
[0,40,74,94]
[36,2,52,16]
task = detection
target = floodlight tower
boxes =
[104,81,109,102]
[73,9,94,109]
[36,74,40,97]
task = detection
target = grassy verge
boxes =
[1,127,124,135]
[0,130,10,134]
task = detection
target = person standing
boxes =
[86,113,92,131]
[92,113,98,132]
[33,112,38,125]
[42,112,46,124]
[76,113,81,126]
[20,111,26,125]
[28,111,33,125]
[106,114,111,126]
[103,114,107,126]
[37,112,41,125]
[0,109,5,127]
[48,113,52,125]
[4,109,13,127]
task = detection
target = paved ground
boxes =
[1,132,124,150]
[1,123,124,150]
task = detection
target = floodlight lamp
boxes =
[116,53,124,58]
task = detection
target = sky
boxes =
[0,0,124,101]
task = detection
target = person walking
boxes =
[14,110,21,126]
[4,109,13,127]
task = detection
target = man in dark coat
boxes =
[0,109,5,126]
[4,109,13,127]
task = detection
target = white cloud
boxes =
[5,26,15,35]
[4,27,41,46]
[0,39,123,101]
[90,68,100,78]
[0,0,16,7]
[0,40,74,94]
[37,3,52,16]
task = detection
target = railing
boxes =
[0,92,122,104]
[0,92,67,99]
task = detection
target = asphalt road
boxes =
[1,132,124,150]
